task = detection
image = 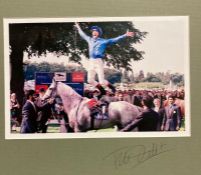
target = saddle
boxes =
[87,99,109,120]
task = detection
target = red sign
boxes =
[72,72,85,83]
[35,85,49,94]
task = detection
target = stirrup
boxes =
[95,113,108,120]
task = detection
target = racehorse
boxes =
[42,78,143,132]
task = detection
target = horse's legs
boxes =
[116,123,123,131]
[63,113,74,133]
[72,121,81,132]
[66,124,74,133]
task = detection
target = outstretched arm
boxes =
[107,30,135,45]
[120,113,143,132]
[74,22,90,42]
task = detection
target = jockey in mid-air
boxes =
[75,22,134,93]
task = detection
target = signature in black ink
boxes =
[103,143,173,169]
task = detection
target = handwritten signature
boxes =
[103,143,174,169]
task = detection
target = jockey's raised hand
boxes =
[74,22,81,29]
[126,30,135,37]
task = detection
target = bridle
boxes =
[43,80,58,101]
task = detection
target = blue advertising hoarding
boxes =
[35,72,84,96]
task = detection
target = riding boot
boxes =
[101,105,109,120]
[96,84,106,96]
[96,84,105,93]
[107,83,116,93]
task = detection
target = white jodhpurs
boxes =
[87,58,108,86]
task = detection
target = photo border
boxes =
[4,16,190,139]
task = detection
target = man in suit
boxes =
[161,95,181,131]
[120,95,159,132]
[20,90,38,133]
[35,88,54,133]
[133,91,143,107]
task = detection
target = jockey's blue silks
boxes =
[77,25,127,59]
[75,23,128,86]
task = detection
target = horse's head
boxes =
[42,77,58,101]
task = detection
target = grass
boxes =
[87,128,116,132]
[132,82,165,89]
[11,119,185,133]
[115,82,166,90]
[179,118,185,131]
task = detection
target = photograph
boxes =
[4,16,190,139]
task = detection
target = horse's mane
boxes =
[57,82,82,99]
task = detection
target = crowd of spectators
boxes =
[10,87,185,133]
[84,88,185,131]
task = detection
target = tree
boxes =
[171,73,184,86]
[121,69,130,83]
[144,72,161,82]
[138,70,145,80]
[104,68,122,84]
[129,71,135,83]
[9,22,147,104]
